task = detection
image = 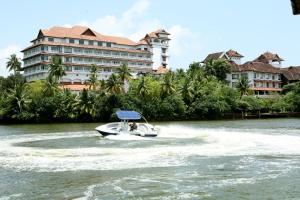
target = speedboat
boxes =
[95,110,159,137]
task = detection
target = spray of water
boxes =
[0,125,299,172]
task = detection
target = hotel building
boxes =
[203,51,284,96]
[21,26,170,88]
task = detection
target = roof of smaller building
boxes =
[232,61,282,74]
[226,50,244,58]
[291,0,300,15]
[281,66,300,80]
[153,66,169,74]
[60,84,89,91]
[202,52,225,63]
[254,51,284,63]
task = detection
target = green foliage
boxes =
[203,59,231,81]
[48,55,66,82]
[88,64,98,91]
[1,63,300,123]
[6,54,22,74]
[236,76,251,97]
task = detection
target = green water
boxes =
[0,119,300,199]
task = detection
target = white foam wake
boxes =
[0,125,299,172]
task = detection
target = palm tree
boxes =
[74,89,96,118]
[6,54,22,74]
[161,72,176,98]
[88,64,98,91]
[117,63,132,93]
[7,83,30,113]
[137,76,149,98]
[43,75,59,96]
[204,59,231,81]
[181,77,194,104]
[48,55,66,82]
[236,76,251,98]
[106,73,123,94]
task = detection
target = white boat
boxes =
[95,110,159,137]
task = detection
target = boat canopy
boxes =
[116,110,141,120]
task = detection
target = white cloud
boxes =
[0,45,22,77]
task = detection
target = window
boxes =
[64,47,72,53]
[74,66,83,71]
[48,37,54,42]
[278,75,281,80]
[254,73,257,79]
[41,45,48,51]
[107,42,112,47]
[232,74,239,80]
[64,66,72,71]
[272,75,275,80]
[267,82,270,88]
[88,40,94,46]
[65,57,72,63]
[69,38,74,43]
[241,73,248,79]
[232,82,238,87]
[98,41,103,46]
[79,39,84,45]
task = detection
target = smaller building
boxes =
[229,61,282,96]
[281,66,300,84]
[203,50,284,96]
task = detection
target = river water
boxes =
[0,119,300,199]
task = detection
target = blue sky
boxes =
[0,0,299,76]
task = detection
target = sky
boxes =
[0,0,299,77]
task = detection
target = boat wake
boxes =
[0,125,300,172]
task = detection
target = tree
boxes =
[137,76,149,98]
[204,59,231,81]
[236,76,251,98]
[117,63,132,92]
[48,55,66,82]
[106,73,123,94]
[6,54,22,74]
[161,72,176,98]
[5,83,33,120]
[74,89,96,119]
[88,64,98,91]
[43,75,60,96]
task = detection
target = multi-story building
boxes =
[21,26,170,88]
[203,51,284,96]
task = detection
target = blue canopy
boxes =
[116,111,141,120]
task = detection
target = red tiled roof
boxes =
[202,52,225,63]
[254,51,284,63]
[153,66,169,74]
[59,84,89,91]
[232,61,281,73]
[252,87,282,92]
[226,50,244,58]
[36,26,138,46]
[281,66,300,81]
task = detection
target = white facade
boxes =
[22,26,165,84]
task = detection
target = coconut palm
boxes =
[137,76,149,98]
[161,72,176,98]
[43,75,59,96]
[7,83,30,113]
[48,55,66,82]
[106,73,123,94]
[6,54,22,74]
[117,63,132,92]
[88,64,98,90]
[74,89,96,118]
[181,77,194,104]
[236,76,251,98]
[204,59,231,81]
